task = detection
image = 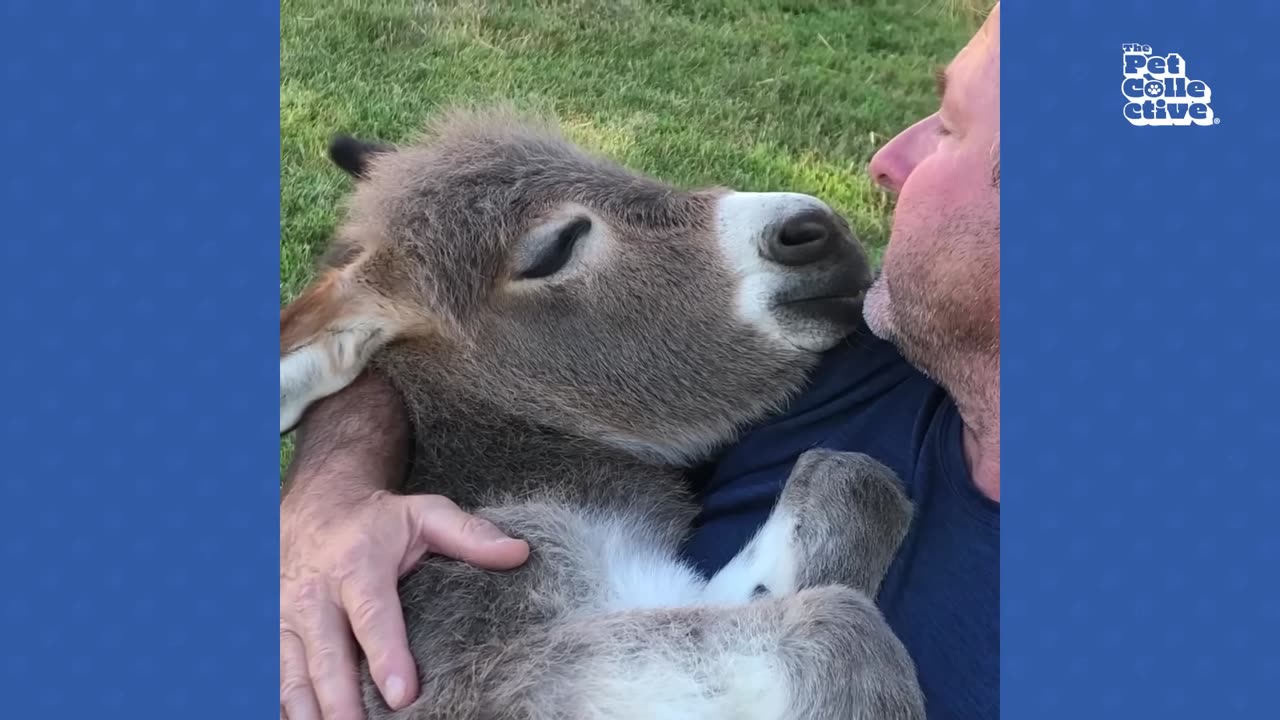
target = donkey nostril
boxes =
[779,220,828,247]
[766,210,839,267]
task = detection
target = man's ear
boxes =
[328,135,395,180]
[279,269,409,434]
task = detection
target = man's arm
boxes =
[283,369,412,506]
[279,371,530,720]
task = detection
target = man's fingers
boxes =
[281,625,322,720]
[341,574,418,711]
[299,599,365,720]
[403,495,531,570]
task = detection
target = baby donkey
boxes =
[280,108,925,720]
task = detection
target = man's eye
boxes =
[518,217,592,280]
[937,124,953,137]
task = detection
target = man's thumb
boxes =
[403,494,531,570]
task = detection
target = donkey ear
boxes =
[328,135,395,180]
[279,269,407,434]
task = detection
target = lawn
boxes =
[280,0,972,473]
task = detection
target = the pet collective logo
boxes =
[1122,44,1217,126]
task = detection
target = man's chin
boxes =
[861,276,894,341]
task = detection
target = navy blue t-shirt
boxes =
[684,325,999,720]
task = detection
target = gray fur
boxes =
[783,449,917,597]
[294,107,923,719]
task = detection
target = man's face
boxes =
[863,4,1000,378]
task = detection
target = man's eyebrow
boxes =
[934,64,948,100]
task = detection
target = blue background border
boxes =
[1004,0,1279,716]
[1,1,1276,718]
[1,1,280,716]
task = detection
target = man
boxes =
[280,5,1000,719]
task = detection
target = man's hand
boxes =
[280,491,529,720]
[279,372,530,720]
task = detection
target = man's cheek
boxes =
[899,147,968,202]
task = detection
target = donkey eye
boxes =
[517,217,591,280]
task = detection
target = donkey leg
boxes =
[703,449,913,602]
[375,585,922,720]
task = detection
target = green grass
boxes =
[280,0,971,473]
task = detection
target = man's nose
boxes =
[868,113,941,194]
[868,144,909,194]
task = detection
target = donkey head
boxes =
[281,108,872,465]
